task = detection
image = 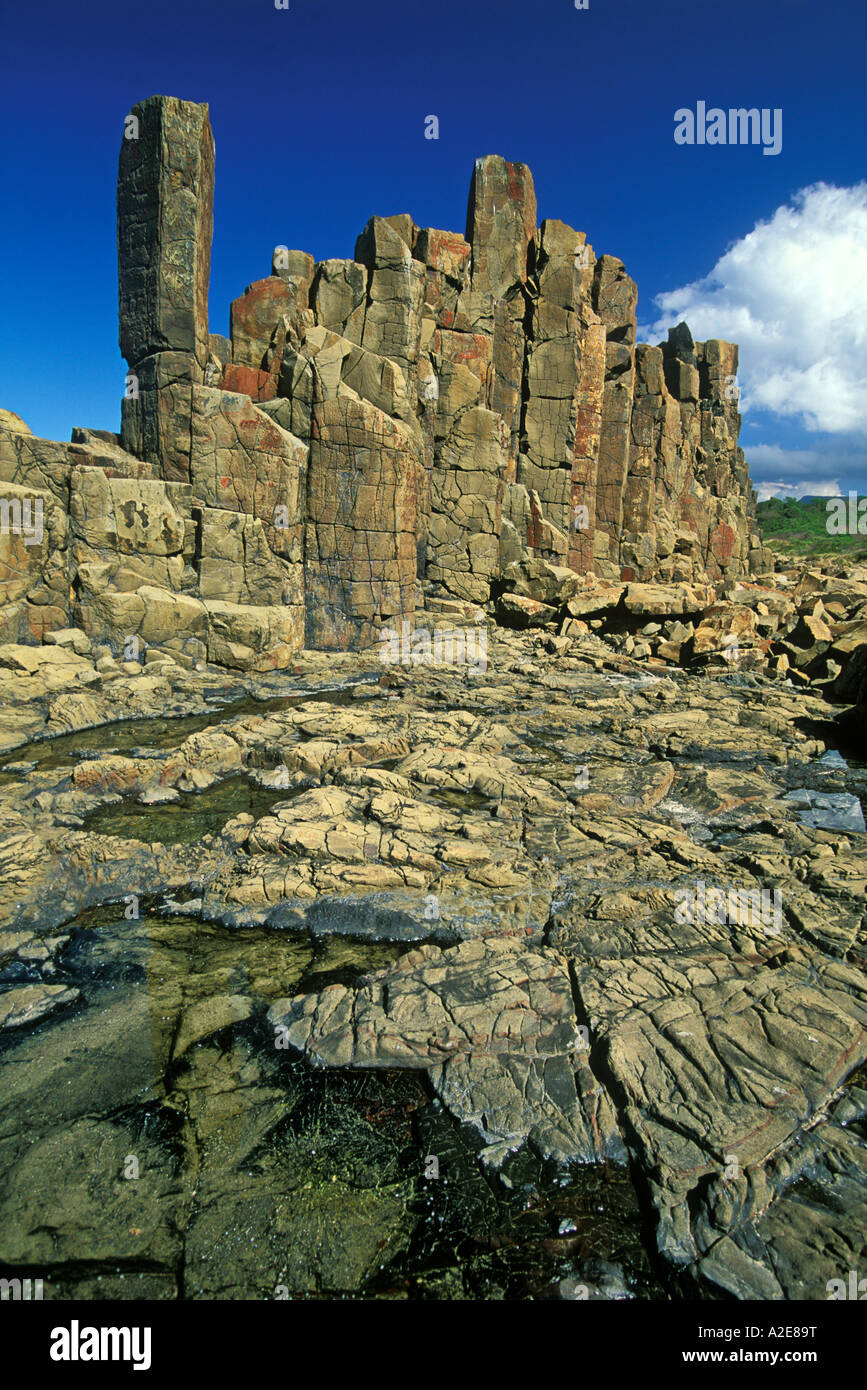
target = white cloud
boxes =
[754,479,841,501]
[744,442,865,497]
[639,183,867,435]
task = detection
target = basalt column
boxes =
[592,255,638,580]
[465,156,536,480]
[304,394,423,650]
[422,157,529,602]
[518,220,605,571]
[118,95,215,480]
[675,333,755,583]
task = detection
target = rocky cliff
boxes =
[2,97,867,1309]
[0,95,769,669]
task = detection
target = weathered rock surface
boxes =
[2,93,781,675]
[2,91,866,1304]
[304,393,421,649]
[269,935,625,1169]
[0,616,862,1298]
[117,95,214,371]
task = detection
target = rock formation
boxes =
[1,96,866,1306]
[0,95,771,670]
[0,614,864,1301]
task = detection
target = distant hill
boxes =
[756,495,867,559]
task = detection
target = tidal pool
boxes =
[0,904,665,1300]
[83,775,303,844]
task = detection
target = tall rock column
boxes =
[465,156,536,478]
[421,157,533,602]
[623,342,678,578]
[305,394,422,650]
[518,219,606,571]
[355,217,425,381]
[466,155,537,302]
[592,254,638,579]
[624,324,756,582]
[690,336,753,579]
[118,96,215,480]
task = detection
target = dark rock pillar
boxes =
[118,95,214,369]
[118,96,214,479]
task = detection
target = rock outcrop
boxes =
[0,616,864,1300]
[0,95,771,672]
[2,93,866,1308]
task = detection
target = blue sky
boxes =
[1,0,864,494]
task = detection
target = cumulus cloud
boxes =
[754,479,841,501]
[745,442,864,498]
[639,183,867,435]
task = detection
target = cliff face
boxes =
[0,95,768,667]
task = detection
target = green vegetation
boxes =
[756,495,867,560]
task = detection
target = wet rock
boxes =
[0,622,864,1301]
[0,1117,182,1271]
[783,788,866,832]
[558,1258,635,1300]
[269,938,584,1069]
[0,982,79,1029]
[172,994,253,1060]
